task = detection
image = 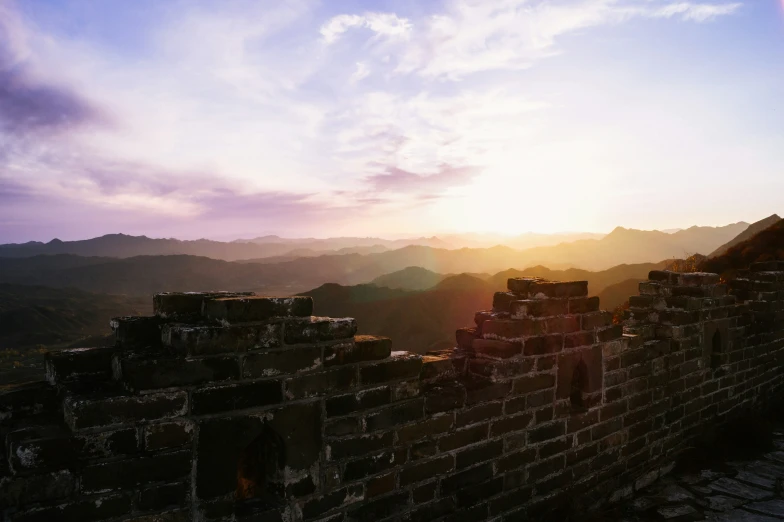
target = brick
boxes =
[569,296,601,314]
[243,346,321,377]
[285,367,356,399]
[11,494,131,522]
[413,481,438,503]
[510,299,569,318]
[45,347,115,385]
[301,485,363,520]
[154,291,254,319]
[64,391,188,430]
[523,334,563,356]
[364,399,424,431]
[400,455,454,486]
[482,319,546,340]
[343,451,398,481]
[441,463,493,494]
[408,498,457,522]
[456,440,503,469]
[421,355,461,381]
[439,424,488,452]
[512,374,555,394]
[582,312,613,330]
[456,327,479,350]
[0,470,77,507]
[472,338,522,358]
[528,421,565,443]
[328,432,393,460]
[497,448,537,472]
[325,335,391,366]
[367,472,396,498]
[202,296,312,323]
[469,358,532,381]
[347,491,407,521]
[493,292,517,312]
[117,355,239,391]
[529,281,588,298]
[163,323,281,355]
[82,451,191,493]
[112,316,164,350]
[527,455,565,481]
[456,478,503,507]
[456,402,502,427]
[490,413,532,436]
[544,315,581,334]
[137,482,187,511]
[191,380,282,415]
[556,345,603,399]
[284,317,357,344]
[144,421,193,451]
[465,380,512,404]
[564,331,595,348]
[9,428,139,471]
[360,353,423,385]
[326,386,391,417]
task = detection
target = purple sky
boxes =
[1,0,783,242]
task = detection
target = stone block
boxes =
[82,451,191,493]
[144,421,193,451]
[300,485,364,520]
[347,491,408,521]
[64,391,188,430]
[400,455,454,486]
[569,296,601,314]
[523,334,563,356]
[10,493,131,522]
[243,346,321,377]
[424,384,466,413]
[0,470,76,507]
[324,335,391,366]
[191,380,282,415]
[112,316,164,350]
[507,277,545,294]
[0,381,58,423]
[493,292,518,312]
[456,327,479,350]
[528,281,588,298]
[482,318,546,339]
[441,463,493,494]
[360,352,423,385]
[154,292,255,319]
[421,354,462,382]
[117,354,239,391]
[327,432,393,460]
[45,347,115,385]
[9,428,139,471]
[285,366,356,399]
[648,271,681,284]
[472,338,522,359]
[510,299,569,318]
[512,374,555,395]
[163,323,282,355]
[364,399,424,431]
[284,317,358,344]
[202,296,313,323]
[343,451,398,481]
[325,386,391,417]
[137,482,188,511]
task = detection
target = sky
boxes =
[1,0,783,242]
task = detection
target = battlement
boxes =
[2,270,784,521]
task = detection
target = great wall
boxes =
[2,262,784,521]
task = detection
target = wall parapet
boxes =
[1,267,784,522]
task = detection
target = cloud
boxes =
[650,2,742,22]
[0,5,105,135]
[365,164,481,195]
[350,62,370,83]
[320,12,412,44]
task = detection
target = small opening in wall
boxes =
[236,424,286,503]
[570,359,588,410]
[710,330,723,370]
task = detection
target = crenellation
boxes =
[2,271,784,521]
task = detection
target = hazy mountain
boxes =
[302,276,492,354]
[699,219,784,277]
[0,234,390,262]
[437,231,605,249]
[0,283,149,350]
[596,279,645,311]
[709,214,782,258]
[370,267,448,291]
[233,235,452,250]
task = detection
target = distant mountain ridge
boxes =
[709,214,782,258]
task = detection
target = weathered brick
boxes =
[512,374,555,395]
[82,451,191,493]
[490,413,532,436]
[64,391,188,430]
[456,440,503,469]
[137,482,187,511]
[191,380,282,415]
[456,402,502,427]
[343,451,398,481]
[112,316,164,350]
[529,281,588,298]
[482,319,547,340]
[324,335,392,366]
[347,491,407,521]
[285,367,356,399]
[203,296,313,323]
[441,463,493,494]
[367,472,396,498]
[471,338,522,359]
[326,386,390,417]
[301,485,363,520]
[154,291,255,319]
[144,421,193,451]
[243,346,321,378]
[510,299,569,318]
[45,347,115,385]
[364,399,424,431]
[400,455,454,486]
[439,424,488,451]
[0,471,77,507]
[284,317,357,344]
[424,384,466,413]
[11,494,131,522]
[117,355,239,391]
[360,353,423,385]
[163,323,282,355]
[523,334,563,356]
[456,327,479,350]
[328,432,393,460]
[528,421,565,443]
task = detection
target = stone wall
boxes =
[2,262,784,522]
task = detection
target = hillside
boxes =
[302,275,492,354]
[699,219,784,277]
[0,283,149,350]
[709,214,782,257]
[596,278,645,311]
[370,267,448,291]
[0,234,433,261]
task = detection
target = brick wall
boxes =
[2,263,784,522]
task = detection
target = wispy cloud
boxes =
[320,12,412,44]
